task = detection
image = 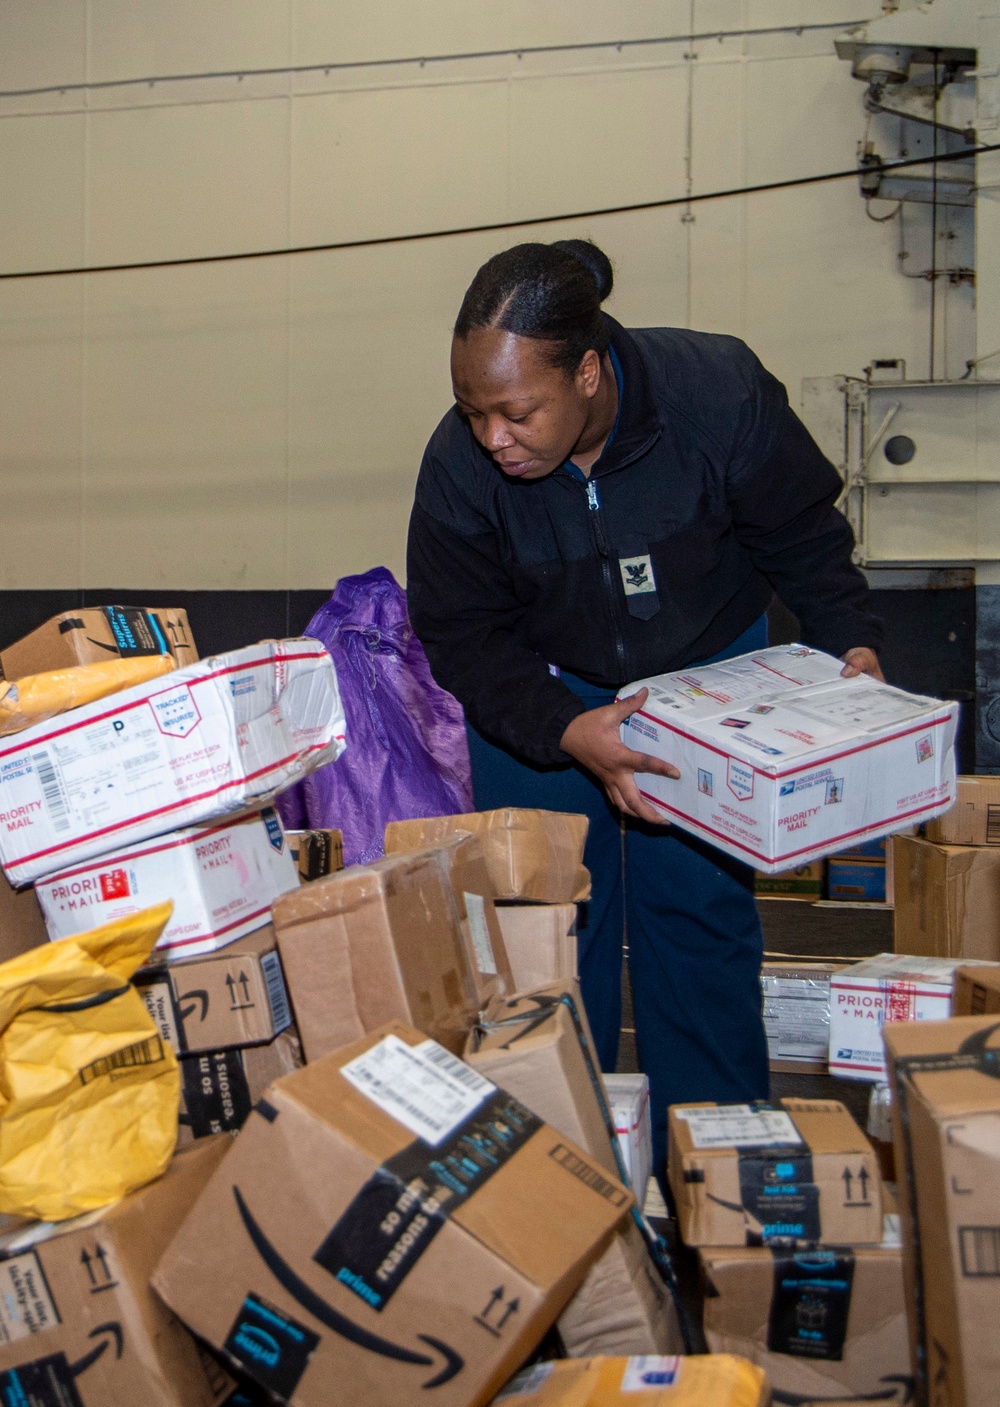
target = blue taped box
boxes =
[828,859,886,902]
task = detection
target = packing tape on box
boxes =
[473,990,695,1353]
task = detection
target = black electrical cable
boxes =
[1,141,995,283]
[929,53,941,382]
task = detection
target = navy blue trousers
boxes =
[467,619,771,1186]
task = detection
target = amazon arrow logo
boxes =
[69,1322,124,1378]
[232,1187,464,1390]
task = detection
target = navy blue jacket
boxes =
[407,317,881,765]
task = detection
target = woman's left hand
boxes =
[840,647,885,682]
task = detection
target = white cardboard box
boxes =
[829,951,1000,1081]
[603,1072,652,1206]
[619,645,957,873]
[36,808,299,959]
[0,639,345,885]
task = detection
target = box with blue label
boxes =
[667,1099,883,1248]
[700,1217,908,1402]
[827,858,886,902]
[619,645,956,873]
[152,1022,632,1407]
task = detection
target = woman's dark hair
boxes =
[454,239,614,372]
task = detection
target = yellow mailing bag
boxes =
[0,902,179,1219]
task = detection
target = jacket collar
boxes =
[590,316,662,477]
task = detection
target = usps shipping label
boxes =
[0,639,345,885]
[620,645,957,873]
[36,808,298,957]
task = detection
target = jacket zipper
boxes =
[586,479,628,682]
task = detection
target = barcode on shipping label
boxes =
[959,1226,1000,1277]
[31,752,70,833]
[260,951,291,1034]
[621,1357,681,1392]
[339,1034,494,1146]
[673,1106,802,1149]
[463,892,497,975]
[0,1253,60,1343]
[495,1363,554,1400]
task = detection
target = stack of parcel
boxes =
[666,1095,911,1404]
[0,608,348,1405]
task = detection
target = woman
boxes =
[406,240,883,1181]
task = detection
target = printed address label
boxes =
[339,1033,494,1147]
[674,1105,803,1149]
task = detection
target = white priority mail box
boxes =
[603,1073,652,1205]
[829,951,1000,1081]
[36,808,299,958]
[0,639,345,886]
[619,644,957,873]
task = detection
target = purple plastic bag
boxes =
[276,567,473,865]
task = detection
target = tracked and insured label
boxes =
[0,1254,59,1343]
[768,1249,855,1360]
[339,1035,494,1146]
[0,1351,85,1407]
[620,1356,681,1390]
[224,1292,319,1400]
[463,892,497,975]
[313,1087,542,1311]
[674,1106,803,1150]
[738,1151,820,1243]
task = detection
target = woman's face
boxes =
[451,328,602,481]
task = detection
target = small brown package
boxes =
[385,808,590,903]
[272,848,479,1061]
[0,605,197,679]
[668,1099,883,1248]
[893,833,1000,961]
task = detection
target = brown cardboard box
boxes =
[466,982,682,1356]
[425,834,514,1007]
[754,860,824,899]
[385,809,591,904]
[884,1014,1000,1407]
[152,1022,632,1407]
[288,828,344,881]
[135,925,292,1055]
[700,1234,909,1402]
[0,874,47,963]
[0,604,198,679]
[952,964,1000,1015]
[668,1099,883,1248]
[272,849,479,1061]
[178,1026,304,1143]
[0,1138,233,1407]
[493,1354,770,1404]
[892,834,1000,961]
[923,774,1000,846]
[495,905,578,992]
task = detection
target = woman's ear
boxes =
[576,348,603,399]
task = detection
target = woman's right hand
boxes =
[560,688,679,823]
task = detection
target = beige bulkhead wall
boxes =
[0,0,974,591]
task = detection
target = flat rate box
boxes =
[0,639,345,886]
[619,644,957,873]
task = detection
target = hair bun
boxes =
[552,239,614,302]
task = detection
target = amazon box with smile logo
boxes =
[0,1137,233,1407]
[668,1098,883,1248]
[152,1022,632,1407]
